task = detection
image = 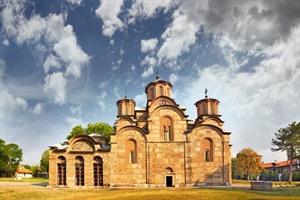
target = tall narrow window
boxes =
[125,103,128,115]
[159,86,163,96]
[201,104,206,114]
[130,151,135,163]
[150,88,154,100]
[205,150,210,162]
[128,139,137,163]
[161,117,173,141]
[57,156,66,186]
[94,156,103,186]
[118,104,121,115]
[167,87,170,97]
[202,138,213,162]
[75,156,84,186]
[210,103,214,114]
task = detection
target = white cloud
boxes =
[98,81,108,89]
[0,59,5,78]
[44,72,67,105]
[128,0,176,23]
[169,73,178,84]
[141,66,154,79]
[43,54,61,73]
[131,65,136,71]
[70,105,82,115]
[3,39,9,46]
[1,2,90,79]
[1,1,47,45]
[183,27,299,162]
[52,25,90,78]
[141,38,158,53]
[0,89,28,119]
[65,116,83,127]
[204,0,300,50]
[134,93,146,107]
[110,39,114,46]
[95,0,124,37]
[157,2,203,61]
[141,55,156,67]
[33,102,45,114]
[114,86,121,99]
[66,0,82,5]
[97,91,107,110]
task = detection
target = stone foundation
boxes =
[251,181,273,190]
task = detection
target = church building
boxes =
[48,76,232,187]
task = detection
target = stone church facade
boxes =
[49,77,232,187]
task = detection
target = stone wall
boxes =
[251,181,273,190]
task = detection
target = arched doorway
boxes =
[164,167,174,187]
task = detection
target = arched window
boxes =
[128,139,137,163]
[205,150,210,162]
[159,86,163,96]
[202,138,213,162]
[94,156,103,186]
[124,103,128,115]
[150,87,155,100]
[167,87,170,97]
[57,156,66,186]
[161,117,173,141]
[118,104,122,115]
[75,156,84,186]
[201,104,206,114]
[210,103,214,114]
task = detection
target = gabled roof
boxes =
[261,160,297,168]
[17,166,33,174]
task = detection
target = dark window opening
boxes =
[57,156,66,186]
[166,176,173,187]
[94,156,103,186]
[75,156,84,186]
[57,163,66,185]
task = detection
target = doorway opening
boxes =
[166,176,173,187]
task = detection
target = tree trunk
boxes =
[288,161,293,184]
[247,174,250,181]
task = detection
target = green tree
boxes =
[66,125,86,140]
[40,150,49,172]
[66,122,114,140]
[0,139,22,177]
[231,157,239,179]
[85,122,114,139]
[271,121,300,184]
[236,148,262,181]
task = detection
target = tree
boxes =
[40,150,49,173]
[271,121,300,184]
[66,122,114,140]
[85,122,114,139]
[231,157,239,179]
[236,148,262,181]
[0,139,22,177]
[66,125,86,140]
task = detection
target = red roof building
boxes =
[261,160,300,173]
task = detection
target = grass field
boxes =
[0,178,300,200]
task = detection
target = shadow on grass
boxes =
[31,182,49,187]
[200,186,300,198]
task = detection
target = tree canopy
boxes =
[236,148,262,181]
[66,122,114,140]
[0,138,23,177]
[271,121,300,183]
[40,150,49,172]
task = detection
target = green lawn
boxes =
[0,177,48,183]
[0,178,300,200]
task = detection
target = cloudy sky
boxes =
[0,0,299,165]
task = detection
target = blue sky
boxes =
[0,0,299,165]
